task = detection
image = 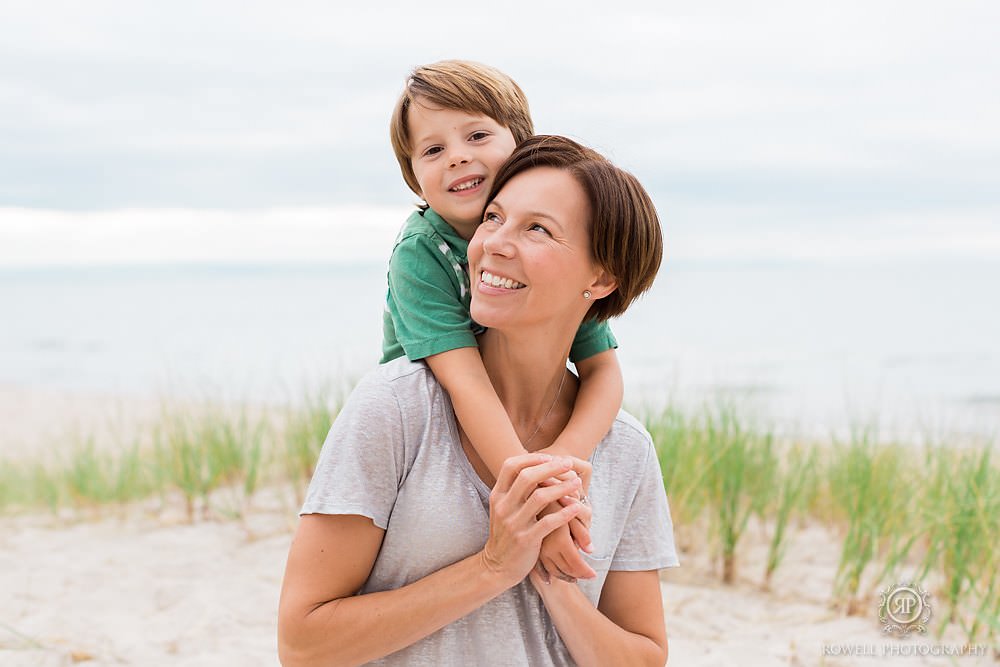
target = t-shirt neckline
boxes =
[441,395,493,507]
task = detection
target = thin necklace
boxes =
[522,369,568,448]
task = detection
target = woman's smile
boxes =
[479,270,526,291]
[469,166,598,330]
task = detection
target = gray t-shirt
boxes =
[301,357,679,667]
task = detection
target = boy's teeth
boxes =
[480,271,524,290]
[451,178,483,192]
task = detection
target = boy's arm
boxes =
[425,347,524,485]
[534,349,621,582]
[431,347,598,580]
[544,349,623,465]
[387,231,530,483]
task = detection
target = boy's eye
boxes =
[469,131,489,141]
[422,146,443,157]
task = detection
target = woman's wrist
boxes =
[476,549,524,592]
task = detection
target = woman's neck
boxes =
[477,327,577,451]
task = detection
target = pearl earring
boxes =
[583,290,592,300]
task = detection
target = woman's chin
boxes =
[470,302,525,333]
[470,308,501,330]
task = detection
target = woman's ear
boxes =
[587,268,617,300]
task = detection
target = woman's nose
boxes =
[484,224,516,257]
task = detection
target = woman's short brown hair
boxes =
[485,135,663,322]
[390,60,534,196]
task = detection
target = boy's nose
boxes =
[447,149,471,167]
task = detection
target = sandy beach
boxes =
[1,388,996,666]
[3,510,994,666]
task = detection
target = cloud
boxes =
[0,206,408,265]
[2,203,996,267]
[0,0,997,246]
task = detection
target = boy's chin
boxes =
[446,209,484,228]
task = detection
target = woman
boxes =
[278,136,678,666]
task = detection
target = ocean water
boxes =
[1,260,997,443]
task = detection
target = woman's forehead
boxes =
[492,167,588,220]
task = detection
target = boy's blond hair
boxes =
[390,60,534,196]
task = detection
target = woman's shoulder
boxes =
[350,357,445,415]
[595,410,658,474]
[605,410,655,452]
[326,358,447,473]
[370,355,433,381]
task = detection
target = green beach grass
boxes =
[1,392,997,645]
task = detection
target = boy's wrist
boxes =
[536,571,586,607]
[538,441,572,458]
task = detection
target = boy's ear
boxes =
[587,268,617,300]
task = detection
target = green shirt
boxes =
[381,208,617,364]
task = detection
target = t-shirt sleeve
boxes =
[569,318,618,363]
[386,234,478,361]
[610,439,680,571]
[300,373,406,529]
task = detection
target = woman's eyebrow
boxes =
[488,200,564,230]
[525,211,558,222]
[526,210,563,231]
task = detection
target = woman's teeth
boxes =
[450,178,483,192]
[481,271,524,290]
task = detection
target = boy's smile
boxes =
[448,176,484,192]
[408,97,517,240]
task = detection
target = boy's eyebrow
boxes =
[412,116,493,147]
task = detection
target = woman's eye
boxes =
[483,211,502,224]
[529,223,550,235]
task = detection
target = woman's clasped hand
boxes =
[480,454,594,586]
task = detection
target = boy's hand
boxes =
[559,496,593,553]
[538,447,592,494]
[536,500,594,583]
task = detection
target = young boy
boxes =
[382,60,623,581]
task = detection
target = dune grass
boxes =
[644,405,998,644]
[1,393,997,644]
[764,444,815,588]
[151,408,268,520]
[0,394,338,521]
[825,426,913,613]
[282,388,342,505]
[63,439,152,508]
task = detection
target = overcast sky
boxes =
[1,1,998,264]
